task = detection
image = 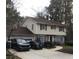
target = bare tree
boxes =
[6,0,24,39]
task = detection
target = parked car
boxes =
[30,41,43,49]
[11,39,31,51]
[43,41,55,49]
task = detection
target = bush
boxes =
[65,41,73,46]
[43,41,55,48]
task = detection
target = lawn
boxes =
[58,45,73,54]
[6,50,21,59]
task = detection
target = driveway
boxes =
[9,46,73,59]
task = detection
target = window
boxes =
[59,27,64,32]
[40,24,43,30]
[17,39,26,44]
[51,25,56,29]
[40,24,47,30]
[45,25,47,30]
[32,24,34,30]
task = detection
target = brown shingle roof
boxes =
[11,27,34,37]
[24,16,66,27]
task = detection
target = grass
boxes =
[58,45,73,54]
[6,50,21,59]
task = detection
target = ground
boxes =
[9,46,73,59]
[6,50,21,59]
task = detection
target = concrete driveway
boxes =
[9,46,73,59]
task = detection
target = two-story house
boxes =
[22,17,66,44]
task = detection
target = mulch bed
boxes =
[57,47,73,54]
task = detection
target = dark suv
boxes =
[30,41,43,49]
[11,39,31,51]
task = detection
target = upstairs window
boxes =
[45,25,47,30]
[51,25,56,29]
[59,27,64,32]
[40,24,47,30]
[40,24,44,30]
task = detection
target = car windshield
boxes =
[17,39,26,44]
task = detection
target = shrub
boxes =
[43,41,55,48]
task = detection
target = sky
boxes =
[13,0,50,17]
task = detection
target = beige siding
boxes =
[22,19,37,34]
[35,24,66,35]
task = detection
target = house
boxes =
[21,17,66,44]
